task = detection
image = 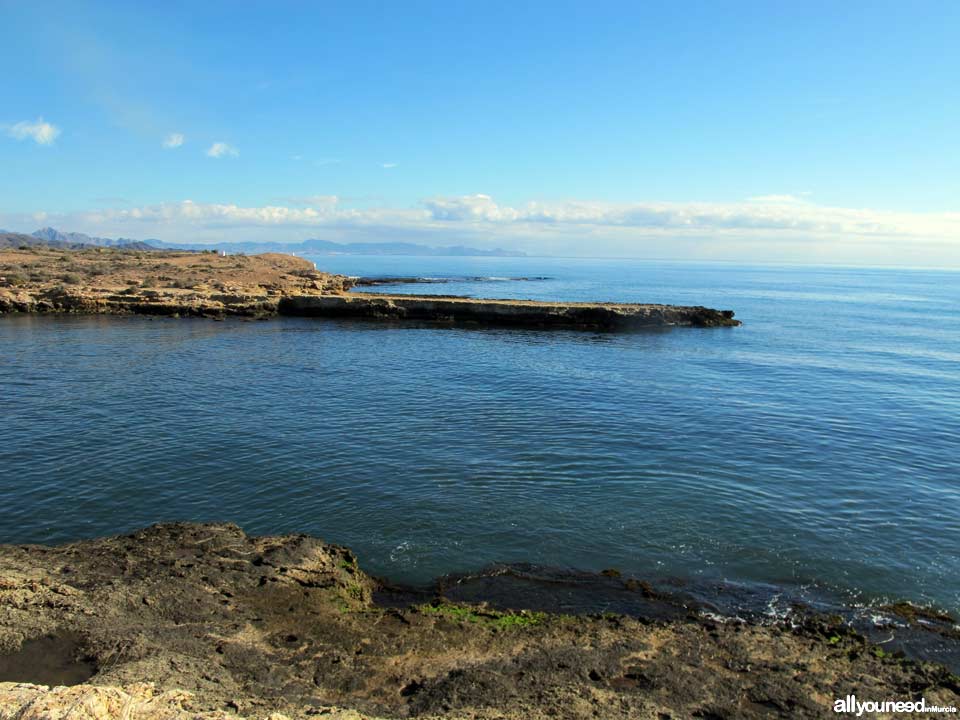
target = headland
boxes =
[0,247,740,329]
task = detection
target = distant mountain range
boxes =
[150,237,526,257]
[0,228,156,251]
[30,227,159,249]
[1,227,525,257]
[0,232,44,249]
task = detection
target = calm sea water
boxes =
[1,257,958,616]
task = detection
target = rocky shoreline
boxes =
[0,248,740,329]
[1,523,956,719]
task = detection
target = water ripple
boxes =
[2,259,959,615]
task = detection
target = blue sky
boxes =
[2,1,959,264]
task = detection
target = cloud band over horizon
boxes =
[5,194,960,264]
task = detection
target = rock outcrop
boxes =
[0,523,955,719]
[0,682,377,719]
[0,248,741,328]
[0,248,352,318]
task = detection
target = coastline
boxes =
[0,247,740,329]
[1,523,957,720]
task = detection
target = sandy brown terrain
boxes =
[0,247,352,317]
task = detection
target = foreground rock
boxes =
[0,682,379,720]
[0,247,740,328]
[0,524,955,719]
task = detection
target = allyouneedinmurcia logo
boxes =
[834,695,957,715]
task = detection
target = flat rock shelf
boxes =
[280,293,741,329]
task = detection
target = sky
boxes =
[1,0,959,265]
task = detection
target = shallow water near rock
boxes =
[1,257,959,622]
[385,562,960,672]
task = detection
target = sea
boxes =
[2,256,958,623]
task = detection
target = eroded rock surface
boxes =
[0,682,375,719]
[0,248,352,318]
[0,523,955,719]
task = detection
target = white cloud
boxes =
[162,133,185,149]
[206,142,238,158]
[381,162,398,169]
[6,117,61,145]
[424,194,519,222]
[420,194,960,241]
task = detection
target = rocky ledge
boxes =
[280,294,739,329]
[1,523,956,720]
[0,248,740,329]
